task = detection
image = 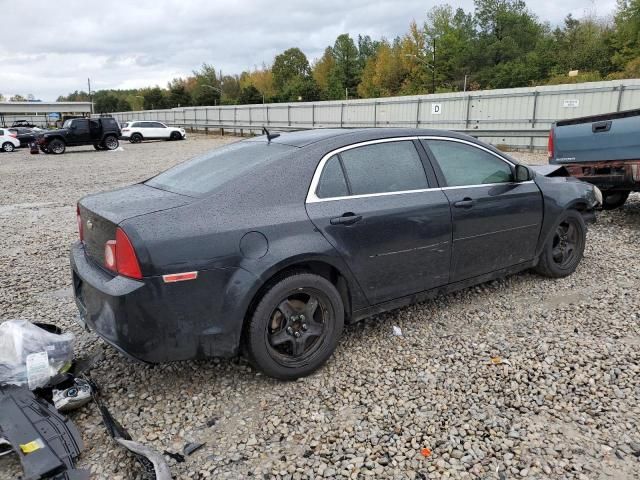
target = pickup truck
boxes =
[37,117,121,154]
[548,109,640,209]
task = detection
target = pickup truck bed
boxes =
[549,109,640,209]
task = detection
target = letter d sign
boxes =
[431,103,442,115]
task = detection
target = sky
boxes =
[0,0,616,101]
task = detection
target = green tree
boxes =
[192,64,221,106]
[332,34,361,98]
[94,93,119,113]
[143,87,168,110]
[167,79,192,107]
[238,85,264,104]
[612,0,640,68]
[272,48,312,92]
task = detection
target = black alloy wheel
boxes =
[535,210,586,278]
[245,273,344,380]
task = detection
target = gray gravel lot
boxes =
[0,136,639,480]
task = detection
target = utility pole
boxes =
[87,78,93,114]
[463,75,468,92]
[432,38,436,94]
[345,88,348,100]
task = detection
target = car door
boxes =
[421,138,543,282]
[306,139,452,305]
[70,119,91,145]
[150,122,169,139]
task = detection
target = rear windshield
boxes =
[146,141,296,196]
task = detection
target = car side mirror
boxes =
[515,165,531,182]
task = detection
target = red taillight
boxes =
[103,227,142,279]
[547,128,554,160]
[9,132,17,138]
[77,205,83,242]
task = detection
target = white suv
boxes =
[121,121,186,143]
[0,128,20,152]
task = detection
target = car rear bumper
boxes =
[70,242,254,363]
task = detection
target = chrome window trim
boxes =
[305,136,523,204]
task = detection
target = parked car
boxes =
[71,128,601,379]
[0,128,20,152]
[37,117,121,154]
[11,120,36,128]
[8,127,39,148]
[549,108,640,209]
[120,121,186,143]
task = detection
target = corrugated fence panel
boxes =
[96,80,640,149]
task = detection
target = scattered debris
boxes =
[420,447,432,457]
[392,326,403,337]
[183,442,205,456]
[205,417,218,428]
[0,320,74,389]
[490,356,512,366]
[53,378,93,412]
[96,395,172,480]
[0,437,12,457]
[0,384,88,479]
[163,450,185,463]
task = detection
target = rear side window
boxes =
[339,141,428,195]
[146,141,295,196]
[0,130,4,136]
[316,155,348,198]
[424,140,513,187]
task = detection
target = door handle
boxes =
[330,213,362,225]
[453,198,474,208]
[592,121,612,133]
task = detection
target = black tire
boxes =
[601,190,630,210]
[48,139,66,154]
[2,142,15,152]
[245,273,344,380]
[169,131,182,141]
[94,144,106,151]
[130,133,143,144]
[535,210,586,278]
[39,146,49,154]
[103,135,119,150]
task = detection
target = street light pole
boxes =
[403,54,435,94]
[87,78,93,115]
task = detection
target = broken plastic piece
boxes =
[163,450,185,463]
[53,378,93,412]
[392,326,403,336]
[183,442,205,456]
[420,447,432,457]
[0,384,88,480]
[96,395,172,480]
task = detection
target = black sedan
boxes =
[71,129,601,379]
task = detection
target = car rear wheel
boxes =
[245,273,344,380]
[103,135,119,150]
[169,131,182,141]
[2,142,15,152]
[130,133,143,144]
[535,210,586,278]
[601,190,630,210]
[48,139,66,154]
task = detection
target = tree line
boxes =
[57,0,640,112]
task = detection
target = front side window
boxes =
[424,140,513,187]
[339,141,428,195]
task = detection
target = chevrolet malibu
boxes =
[71,128,601,379]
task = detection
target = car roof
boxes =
[249,127,486,148]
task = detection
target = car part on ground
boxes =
[96,395,172,480]
[0,384,88,480]
[52,378,93,412]
[0,320,74,389]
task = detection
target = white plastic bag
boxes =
[0,320,74,389]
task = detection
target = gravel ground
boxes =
[0,135,638,480]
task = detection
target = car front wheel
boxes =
[130,133,143,144]
[535,210,586,278]
[169,131,182,141]
[245,273,344,380]
[103,135,119,150]
[2,142,15,152]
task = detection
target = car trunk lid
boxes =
[78,184,193,267]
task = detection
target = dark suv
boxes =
[38,117,121,154]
